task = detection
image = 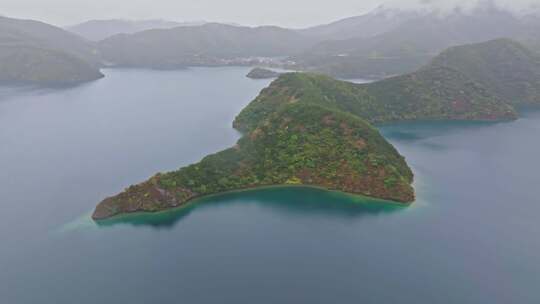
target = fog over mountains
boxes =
[3,0,540,28]
[1,0,539,85]
[384,0,540,15]
[291,1,540,78]
[66,19,207,41]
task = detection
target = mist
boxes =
[386,0,540,15]
[2,0,539,28]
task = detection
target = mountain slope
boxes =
[430,39,540,105]
[0,46,103,85]
[0,16,101,65]
[298,6,420,40]
[234,69,516,133]
[0,16,103,85]
[93,103,414,220]
[237,40,540,132]
[291,3,539,78]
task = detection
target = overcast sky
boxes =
[2,0,539,28]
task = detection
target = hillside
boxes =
[234,69,517,133]
[93,103,414,219]
[236,40,540,131]
[98,23,319,69]
[0,16,103,85]
[430,39,540,105]
[0,16,101,66]
[0,46,104,85]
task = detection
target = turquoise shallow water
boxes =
[0,68,539,303]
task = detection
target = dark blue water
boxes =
[0,68,539,303]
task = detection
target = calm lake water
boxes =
[0,67,539,304]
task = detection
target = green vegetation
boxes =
[430,39,540,105]
[234,68,517,132]
[290,54,431,80]
[237,39,540,133]
[93,103,414,219]
[246,68,282,79]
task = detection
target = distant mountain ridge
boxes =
[298,6,422,40]
[2,4,540,85]
[54,4,540,76]
[66,19,207,41]
[291,2,540,78]
[98,23,320,69]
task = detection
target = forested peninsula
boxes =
[93,39,539,220]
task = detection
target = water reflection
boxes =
[0,81,98,102]
[380,120,499,142]
[95,187,407,229]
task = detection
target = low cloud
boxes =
[384,0,540,15]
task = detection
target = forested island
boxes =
[93,38,540,220]
[246,68,282,79]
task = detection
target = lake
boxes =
[0,67,539,303]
